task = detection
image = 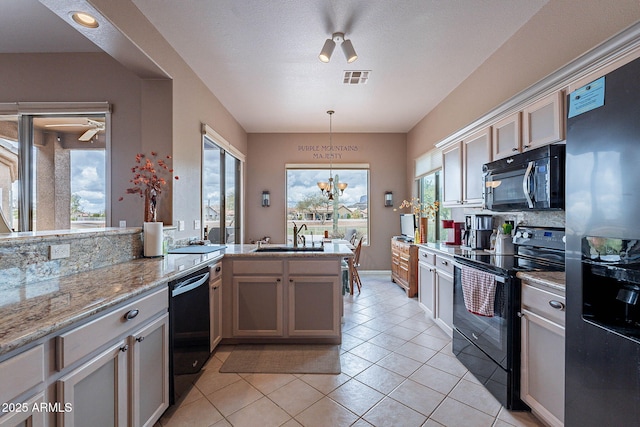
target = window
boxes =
[418,170,450,243]
[202,128,243,244]
[286,167,369,245]
[0,111,108,231]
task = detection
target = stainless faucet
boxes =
[292,222,307,247]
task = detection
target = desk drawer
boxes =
[56,287,168,370]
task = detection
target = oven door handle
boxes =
[522,161,535,208]
[172,272,210,297]
[453,261,506,283]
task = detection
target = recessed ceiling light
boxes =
[70,11,99,28]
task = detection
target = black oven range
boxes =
[452,226,564,410]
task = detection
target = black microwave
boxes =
[483,144,565,211]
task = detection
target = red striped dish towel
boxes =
[461,265,497,317]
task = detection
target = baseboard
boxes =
[359,270,391,276]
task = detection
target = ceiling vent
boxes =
[343,70,370,85]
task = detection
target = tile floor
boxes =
[158,272,545,427]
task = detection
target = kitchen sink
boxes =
[253,246,324,252]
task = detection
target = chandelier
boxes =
[317,110,348,200]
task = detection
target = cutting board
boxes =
[168,245,226,254]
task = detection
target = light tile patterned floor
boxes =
[158,272,545,427]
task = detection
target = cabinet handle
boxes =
[136,336,145,343]
[517,311,524,318]
[441,260,448,266]
[276,278,281,282]
[548,300,565,310]
[512,147,518,152]
[120,344,129,352]
[215,266,221,273]
[124,309,139,321]
[289,279,293,282]
[524,144,531,149]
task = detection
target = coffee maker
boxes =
[442,220,464,245]
[464,214,493,250]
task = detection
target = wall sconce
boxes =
[262,191,270,207]
[385,191,393,207]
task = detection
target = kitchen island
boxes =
[220,242,353,344]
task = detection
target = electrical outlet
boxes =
[178,220,185,231]
[194,219,201,230]
[49,244,71,260]
[119,220,126,228]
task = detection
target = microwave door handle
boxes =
[522,161,534,208]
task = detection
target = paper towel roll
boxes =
[144,222,164,257]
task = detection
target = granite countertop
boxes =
[418,242,470,257]
[0,242,353,358]
[516,271,566,292]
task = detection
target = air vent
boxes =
[343,70,370,85]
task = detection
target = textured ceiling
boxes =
[2,0,549,133]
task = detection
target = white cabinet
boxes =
[434,254,454,337]
[210,262,223,351]
[0,345,46,427]
[229,258,342,341]
[520,281,565,427]
[492,112,521,160]
[463,128,492,204]
[442,142,462,206]
[442,127,491,207]
[129,313,170,427]
[56,287,169,427]
[418,248,436,317]
[233,275,284,337]
[57,339,129,427]
[288,275,341,337]
[418,248,453,337]
[0,392,46,427]
[522,91,564,152]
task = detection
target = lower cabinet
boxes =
[434,259,454,336]
[0,392,46,427]
[233,276,284,337]
[210,263,223,351]
[57,339,129,427]
[417,248,454,337]
[130,313,170,427]
[520,281,565,427]
[229,258,341,341]
[56,287,169,427]
[288,275,341,337]
[418,249,436,317]
[0,344,45,427]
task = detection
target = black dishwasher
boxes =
[169,267,211,404]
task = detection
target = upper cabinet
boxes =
[522,91,564,152]
[492,112,521,160]
[463,128,491,204]
[442,127,491,207]
[442,142,462,206]
[492,91,565,161]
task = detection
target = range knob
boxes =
[515,231,522,238]
[521,231,532,239]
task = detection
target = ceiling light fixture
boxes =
[317,110,348,200]
[318,32,358,63]
[70,11,99,28]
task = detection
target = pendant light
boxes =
[317,110,348,200]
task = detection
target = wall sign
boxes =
[297,144,359,160]
[568,76,605,118]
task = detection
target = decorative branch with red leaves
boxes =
[118,152,179,201]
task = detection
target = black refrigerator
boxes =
[566,56,640,425]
